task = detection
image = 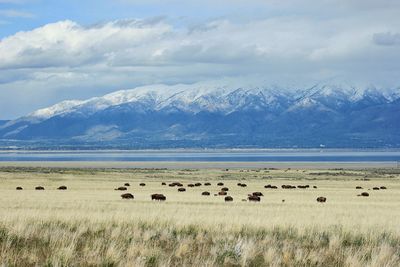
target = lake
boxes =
[0,150,400,162]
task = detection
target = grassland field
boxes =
[0,166,400,266]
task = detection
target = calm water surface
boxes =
[0,150,400,162]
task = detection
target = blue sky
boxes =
[0,0,400,119]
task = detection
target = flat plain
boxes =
[0,166,399,266]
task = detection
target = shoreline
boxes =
[0,161,397,169]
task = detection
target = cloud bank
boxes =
[0,1,399,118]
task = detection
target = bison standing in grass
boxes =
[178,188,186,192]
[115,186,127,191]
[224,196,233,202]
[35,186,45,190]
[316,197,327,203]
[57,186,67,190]
[218,191,227,196]
[121,193,134,199]
[151,194,166,201]
[248,195,261,202]
[202,191,211,196]
[16,187,23,190]
[360,192,369,197]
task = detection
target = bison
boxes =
[115,186,127,191]
[195,183,202,187]
[204,182,211,186]
[188,184,195,187]
[372,187,380,190]
[217,182,224,186]
[57,186,67,190]
[151,194,166,201]
[356,186,363,189]
[161,182,167,185]
[124,183,130,187]
[178,188,186,192]
[201,191,211,196]
[316,197,327,203]
[360,192,369,197]
[380,186,387,190]
[139,183,146,187]
[224,196,233,202]
[221,187,229,192]
[16,186,23,190]
[240,184,247,187]
[218,191,227,196]
[121,193,134,199]
[35,186,45,190]
[248,195,261,202]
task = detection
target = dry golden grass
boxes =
[0,167,399,266]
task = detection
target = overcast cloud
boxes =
[0,0,399,118]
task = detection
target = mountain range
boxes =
[1,81,399,149]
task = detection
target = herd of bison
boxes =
[13,180,388,203]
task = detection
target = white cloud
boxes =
[0,2,399,118]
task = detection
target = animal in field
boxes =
[360,192,369,197]
[195,183,202,186]
[151,194,166,201]
[35,186,45,190]
[380,186,387,189]
[204,182,211,186]
[202,191,211,196]
[218,191,227,196]
[217,182,224,186]
[373,187,380,190]
[188,184,195,187]
[115,186,127,191]
[356,186,363,189]
[178,188,186,192]
[161,182,166,185]
[224,196,233,202]
[16,187,23,190]
[221,187,229,192]
[252,192,264,197]
[121,193,134,199]
[124,183,130,186]
[57,186,67,190]
[316,196,327,203]
[248,195,261,202]
[139,183,146,187]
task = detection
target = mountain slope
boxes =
[0,82,399,148]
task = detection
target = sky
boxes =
[0,0,399,119]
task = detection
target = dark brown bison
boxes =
[252,192,264,197]
[195,183,202,187]
[372,187,380,190]
[271,186,278,189]
[240,184,247,187]
[124,183,130,186]
[204,182,211,186]
[316,197,327,203]
[201,191,211,196]
[380,186,387,190]
[224,196,233,202]
[57,186,67,190]
[115,186,127,191]
[139,183,146,187]
[161,182,166,185]
[282,185,296,189]
[218,191,227,196]
[356,186,363,189]
[264,184,272,188]
[35,186,45,190]
[360,192,369,197]
[248,195,261,202]
[188,184,195,187]
[237,183,242,186]
[178,188,186,192]
[121,193,134,199]
[217,182,224,186]
[16,187,23,190]
[221,187,229,192]
[151,194,166,201]
[313,186,317,189]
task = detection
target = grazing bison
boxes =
[217,182,224,186]
[313,186,317,189]
[188,184,195,187]
[178,188,186,192]
[218,191,227,196]
[35,186,45,190]
[121,193,134,199]
[16,187,23,190]
[282,185,296,189]
[264,184,272,188]
[360,192,369,197]
[240,184,247,187]
[115,186,127,191]
[224,196,233,202]
[161,182,166,185]
[151,194,166,201]
[124,183,130,187]
[248,195,261,202]
[282,199,285,203]
[201,191,211,196]
[57,186,67,190]
[316,197,327,203]
[139,183,146,187]
[372,187,380,190]
[252,192,264,197]
[271,186,278,189]
[195,183,202,187]
[380,186,387,190]
[221,187,229,192]
[356,186,363,189]
[237,183,242,186]
[204,182,211,186]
